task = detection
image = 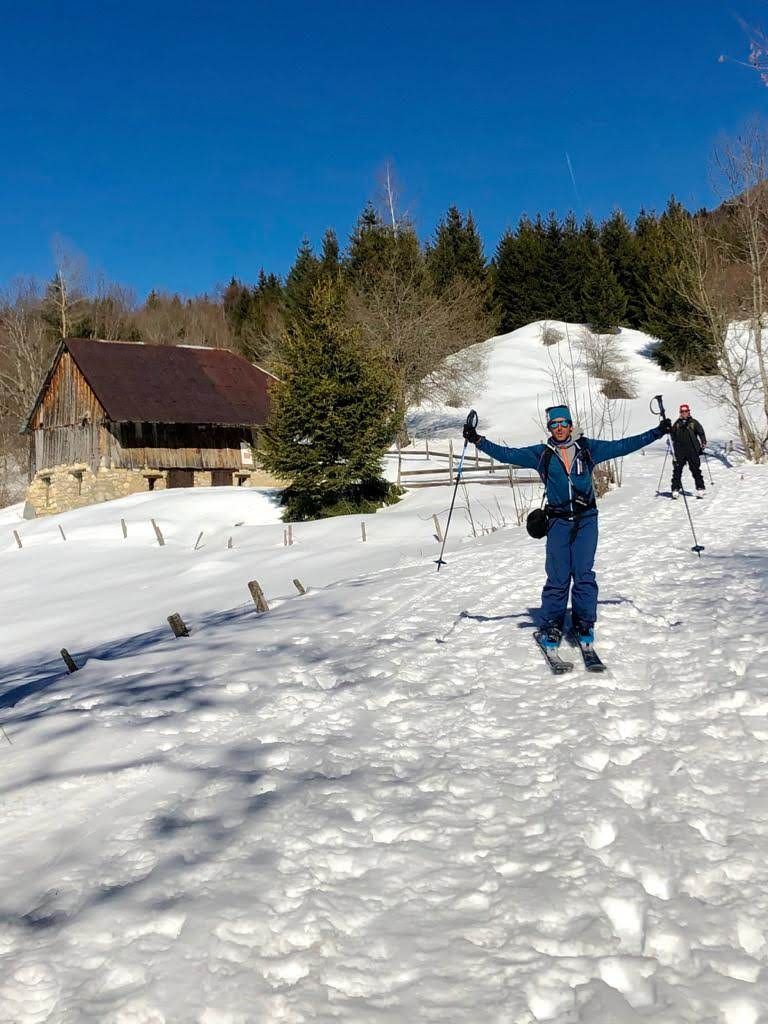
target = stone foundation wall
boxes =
[25,464,283,517]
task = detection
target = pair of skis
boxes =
[533,631,606,674]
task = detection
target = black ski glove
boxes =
[658,418,672,434]
[463,422,481,445]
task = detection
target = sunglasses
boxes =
[680,407,690,413]
[548,418,571,428]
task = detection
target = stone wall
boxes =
[25,463,283,517]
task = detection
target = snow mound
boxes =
[409,320,731,443]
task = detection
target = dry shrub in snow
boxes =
[540,322,564,347]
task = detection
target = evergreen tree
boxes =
[347,204,391,283]
[284,238,321,322]
[347,203,424,287]
[557,211,585,321]
[426,206,487,291]
[258,278,402,521]
[580,246,627,332]
[639,199,713,370]
[600,210,643,326]
[540,211,566,318]
[492,216,549,331]
[320,229,340,277]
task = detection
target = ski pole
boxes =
[436,409,477,572]
[679,485,704,557]
[651,395,704,558]
[703,448,715,486]
[655,440,670,496]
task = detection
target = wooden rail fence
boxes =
[394,441,539,489]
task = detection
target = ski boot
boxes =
[539,624,563,649]
[573,622,594,647]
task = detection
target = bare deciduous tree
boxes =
[714,124,768,435]
[350,265,492,431]
[44,237,88,338]
[676,214,765,459]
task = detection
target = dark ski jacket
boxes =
[670,417,706,460]
[477,425,664,516]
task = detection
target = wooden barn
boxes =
[23,338,280,516]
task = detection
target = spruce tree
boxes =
[492,216,549,331]
[600,210,643,326]
[320,229,340,277]
[258,278,401,521]
[347,204,392,283]
[284,238,321,322]
[580,246,627,332]
[558,211,585,321]
[640,198,712,370]
[541,211,566,318]
[426,206,487,290]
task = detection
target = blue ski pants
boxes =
[541,513,598,629]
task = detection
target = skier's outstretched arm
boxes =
[462,420,542,470]
[587,422,669,464]
[477,437,542,470]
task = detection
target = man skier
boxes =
[670,402,707,500]
[462,405,670,652]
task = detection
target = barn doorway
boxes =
[167,469,194,488]
[211,470,232,487]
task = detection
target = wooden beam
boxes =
[167,613,190,638]
[247,580,269,613]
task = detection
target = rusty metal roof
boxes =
[53,339,274,426]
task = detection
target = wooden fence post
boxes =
[247,580,270,613]
[167,613,190,638]
[425,437,430,459]
[61,648,78,673]
[227,536,233,549]
[288,523,293,546]
[361,521,367,542]
[13,530,22,549]
[151,519,165,546]
[293,578,307,595]
[121,518,128,539]
[432,513,443,543]
[397,453,402,487]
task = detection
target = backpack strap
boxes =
[537,442,556,485]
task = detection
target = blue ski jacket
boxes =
[477,425,664,514]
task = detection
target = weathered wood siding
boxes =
[105,423,257,470]
[28,349,261,476]
[32,423,103,473]
[30,351,104,430]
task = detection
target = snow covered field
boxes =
[2,325,767,1023]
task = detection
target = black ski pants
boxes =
[671,453,705,491]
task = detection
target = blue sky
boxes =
[1,0,767,299]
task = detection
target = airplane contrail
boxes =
[565,152,581,206]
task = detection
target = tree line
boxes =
[3,170,764,512]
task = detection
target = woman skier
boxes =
[462,404,671,654]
